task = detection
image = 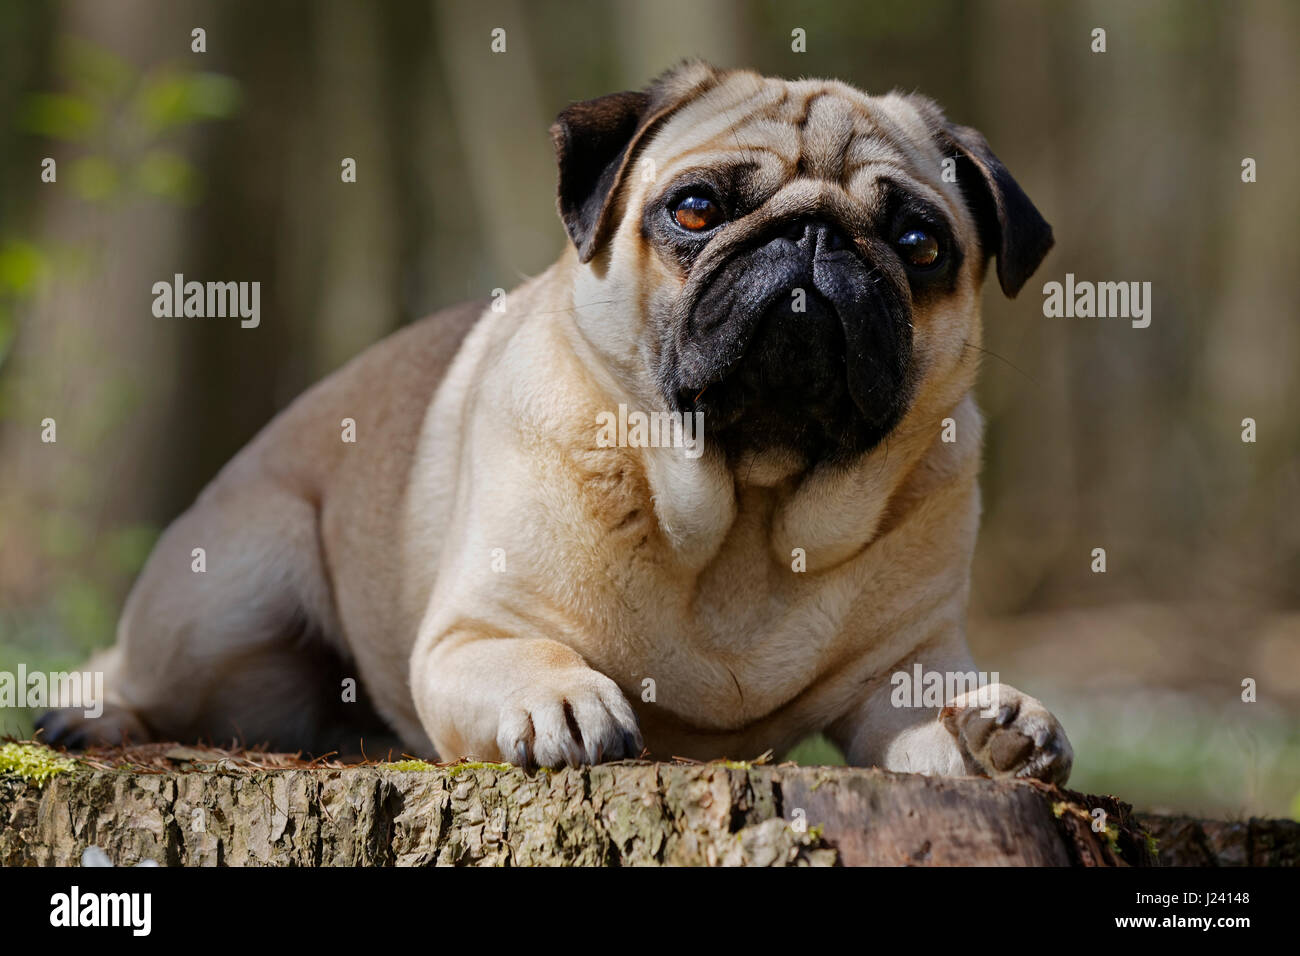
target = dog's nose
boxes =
[779,217,850,253]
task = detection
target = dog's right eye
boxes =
[895,228,942,269]
[673,196,724,232]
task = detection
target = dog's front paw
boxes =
[496,670,643,769]
[940,684,1072,785]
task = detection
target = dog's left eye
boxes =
[896,228,942,268]
[673,196,724,232]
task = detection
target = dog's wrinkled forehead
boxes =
[646,73,947,205]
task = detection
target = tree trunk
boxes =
[6,750,1292,866]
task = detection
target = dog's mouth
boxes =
[663,218,914,463]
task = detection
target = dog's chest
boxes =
[604,499,878,726]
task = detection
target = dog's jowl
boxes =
[40,62,1071,784]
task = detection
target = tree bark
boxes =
[6,753,1289,866]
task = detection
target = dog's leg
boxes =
[828,645,1072,784]
[37,482,348,753]
[410,631,643,768]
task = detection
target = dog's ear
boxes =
[551,61,719,262]
[550,90,651,262]
[939,122,1054,298]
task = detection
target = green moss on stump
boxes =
[385,759,514,777]
[386,759,439,772]
[0,742,77,786]
[443,760,513,777]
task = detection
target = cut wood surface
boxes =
[1,745,1295,866]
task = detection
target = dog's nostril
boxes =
[820,226,848,251]
[780,218,849,252]
[779,218,811,242]
[807,219,850,252]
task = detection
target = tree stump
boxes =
[1,745,1294,866]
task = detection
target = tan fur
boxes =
[49,66,1069,781]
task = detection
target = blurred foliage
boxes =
[0,239,47,366]
[783,734,845,767]
[135,69,240,131]
[16,37,239,204]
[0,33,237,738]
[0,240,46,296]
[17,92,97,141]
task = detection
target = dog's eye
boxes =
[896,229,941,268]
[673,196,723,232]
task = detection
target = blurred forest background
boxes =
[0,0,1296,818]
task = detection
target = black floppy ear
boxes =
[941,123,1054,298]
[550,61,720,262]
[550,91,652,262]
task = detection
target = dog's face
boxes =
[553,62,1052,470]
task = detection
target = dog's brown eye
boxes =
[674,196,723,231]
[897,229,940,268]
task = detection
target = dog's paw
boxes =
[496,670,643,769]
[35,703,151,750]
[940,683,1072,785]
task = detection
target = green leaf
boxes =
[17,92,99,141]
[135,70,240,130]
[0,239,47,295]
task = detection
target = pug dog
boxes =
[39,61,1070,783]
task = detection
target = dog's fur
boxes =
[40,63,1070,782]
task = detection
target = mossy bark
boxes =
[1,760,1290,866]
[1137,813,1300,867]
